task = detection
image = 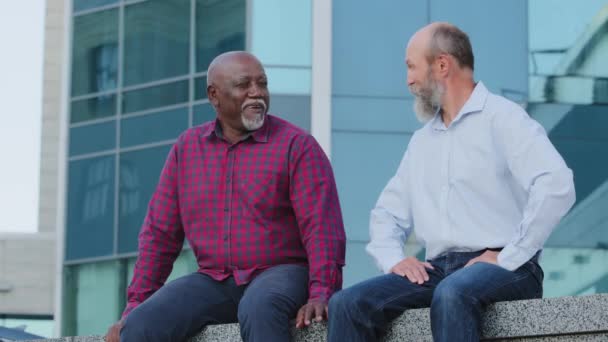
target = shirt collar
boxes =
[431,81,489,131]
[202,115,271,143]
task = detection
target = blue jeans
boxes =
[328,250,543,342]
[121,264,308,342]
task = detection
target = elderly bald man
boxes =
[326,23,575,342]
[105,51,346,342]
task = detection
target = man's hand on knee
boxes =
[390,256,434,285]
[104,319,124,342]
[295,299,327,328]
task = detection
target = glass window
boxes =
[126,250,197,285]
[193,103,216,126]
[74,261,122,335]
[73,0,118,12]
[70,121,116,156]
[121,107,188,148]
[122,80,189,114]
[194,76,208,100]
[118,145,173,253]
[265,67,311,95]
[268,95,311,132]
[528,1,608,297]
[123,0,190,86]
[196,0,246,72]
[71,94,117,123]
[71,9,118,96]
[66,156,115,260]
[250,0,311,67]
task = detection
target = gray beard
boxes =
[412,82,444,123]
[241,112,265,131]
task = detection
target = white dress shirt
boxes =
[367,82,576,272]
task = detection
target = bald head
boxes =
[207,51,264,87]
[408,22,474,71]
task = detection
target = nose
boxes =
[248,83,264,98]
[407,74,414,87]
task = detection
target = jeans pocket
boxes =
[521,260,544,297]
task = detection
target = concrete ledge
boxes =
[25,294,608,341]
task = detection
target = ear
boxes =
[436,54,450,77]
[207,84,219,107]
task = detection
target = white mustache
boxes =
[242,100,267,112]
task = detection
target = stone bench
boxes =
[25,294,608,341]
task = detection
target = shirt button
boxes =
[223,208,229,212]
[223,235,228,241]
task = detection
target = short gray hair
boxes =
[428,24,474,71]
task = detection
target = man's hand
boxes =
[390,256,434,284]
[104,319,124,342]
[295,299,327,328]
[465,250,499,267]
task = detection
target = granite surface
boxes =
[21,294,608,342]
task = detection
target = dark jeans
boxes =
[121,264,308,342]
[327,250,543,342]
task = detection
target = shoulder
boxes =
[484,91,530,124]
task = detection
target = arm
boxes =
[289,135,346,303]
[493,106,576,271]
[122,144,185,318]
[366,149,414,273]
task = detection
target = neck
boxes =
[440,77,475,127]
[218,119,248,144]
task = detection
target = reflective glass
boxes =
[74,261,122,335]
[194,76,208,100]
[69,121,116,156]
[118,145,173,253]
[70,94,116,123]
[71,9,118,96]
[66,156,115,260]
[121,107,188,147]
[193,103,216,126]
[122,80,189,114]
[196,0,245,72]
[73,0,118,12]
[528,1,608,296]
[251,0,311,66]
[123,0,190,86]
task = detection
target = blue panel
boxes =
[251,0,311,67]
[343,241,382,287]
[269,95,311,132]
[196,0,245,72]
[123,0,190,86]
[193,103,216,126]
[73,0,118,12]
[66,156,115,260]
[332,131,411,241]
[122,81,189,114]
[121,107,188,147]
[332,0,428,97]
[118,145,173,253]
[70,94,117,123]
[194,76,207,100]
[429,0,528,97]
[332,96,422,133]
[71,9,118,96]
[70,121,116,156]
[266,67,311,95]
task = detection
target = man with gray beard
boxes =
[105,51,346,342]
[327,23,575,342]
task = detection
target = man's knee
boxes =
[432,279,476,308]
[121,310,160,341]
[237,291,292,324]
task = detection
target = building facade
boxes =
[52,0,608,336]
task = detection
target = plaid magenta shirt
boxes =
[123,115,346,318]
